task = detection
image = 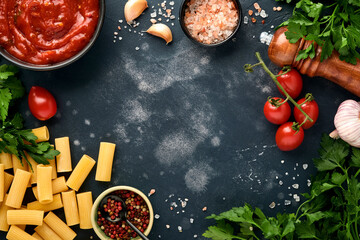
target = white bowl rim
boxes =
[91,185,154,240]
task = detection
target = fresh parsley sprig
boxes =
[0,64,59,168]
[277,0,360,64]
[203,134,360,239]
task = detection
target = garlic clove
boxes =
[124,0,148,23]
[146,23,173,44]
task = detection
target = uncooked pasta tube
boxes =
[32,176,68,200]
[95,142,116,181]
[6,169,31,208]
[27,193,63,212]
[44,212,77,240]
[4,172,13,193]
[32,232,44,240]
[34,222,62,240]
[27,153,38,184]
[62,190,80,226]
[77,192,93,229]
[0,152,12,169]
[6,225,38,240]
[55,137,72,172]
[32,126,49,143]
[0,195,13,231]
[11,155,28,174]
[66,155,96,191]
[0,164,4,202]
[7,209,44,225]
[36,165,53,204]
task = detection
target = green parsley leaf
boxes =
[0,88,12,121]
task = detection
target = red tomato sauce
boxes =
[0,0,99,65]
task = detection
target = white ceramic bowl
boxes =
[91,186,154,240]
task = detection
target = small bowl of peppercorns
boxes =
[91,186,154,240]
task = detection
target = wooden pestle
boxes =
[268,27,360,97]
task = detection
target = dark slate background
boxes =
[0,0,357,239]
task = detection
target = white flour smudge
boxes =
[184,162,215,193]
[84,119,91,125]
[122,99,151,123]
[123,40,212,94]
[114,123,130,143]
[211,136,221,147]
[73,140,80,146]
[154,131,197,166]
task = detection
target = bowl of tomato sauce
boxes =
[0,0,105,71]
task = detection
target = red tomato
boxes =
[277,69,303,99]
[263,97,291,125]
[276,122,304,151]
[294,98,319,129]
[28,86,57,121]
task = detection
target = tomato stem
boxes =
[253,52,313,123]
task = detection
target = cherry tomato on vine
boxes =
[277,68,303,99]
[263,97,291,125]
[294,97,319,129]
[28,86,57,121]
[276,122,304,151]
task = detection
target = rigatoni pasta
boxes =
[61,190,80,226]
[0,164,4,202]
[11,155,28,174]
[32,232,44,240]
[32,176,68,200]
[36,165,53,204]
[27,193,63,212]
[0,152,12,169]
[76,191,93,229]
[34,222,62,240]
[4,172,13,193]
[0,195,13,231]
[27,153,38,184]
[66,155,96,191]
[32,126,49,143]
[95,142,116,182]
[55,137,72,172]
[43,212,77,240]
[6,169,31,208]
[6,225,38,240]
[7,209,44,225]
[48,144,57,179]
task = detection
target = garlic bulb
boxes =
[146,23,173,44]
[333,100,360,147]
[124,0,148,23]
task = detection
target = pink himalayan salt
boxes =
[184,0,239,44]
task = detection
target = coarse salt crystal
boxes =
[269,202,276,209]
[178,226,182,232]
[190,218,194,223]
[284,200,291,206]
[155,214,160,219]
[166,225,170,228]
[303,164,308,170]
[148,189,156,196]
[244,16,248,24]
